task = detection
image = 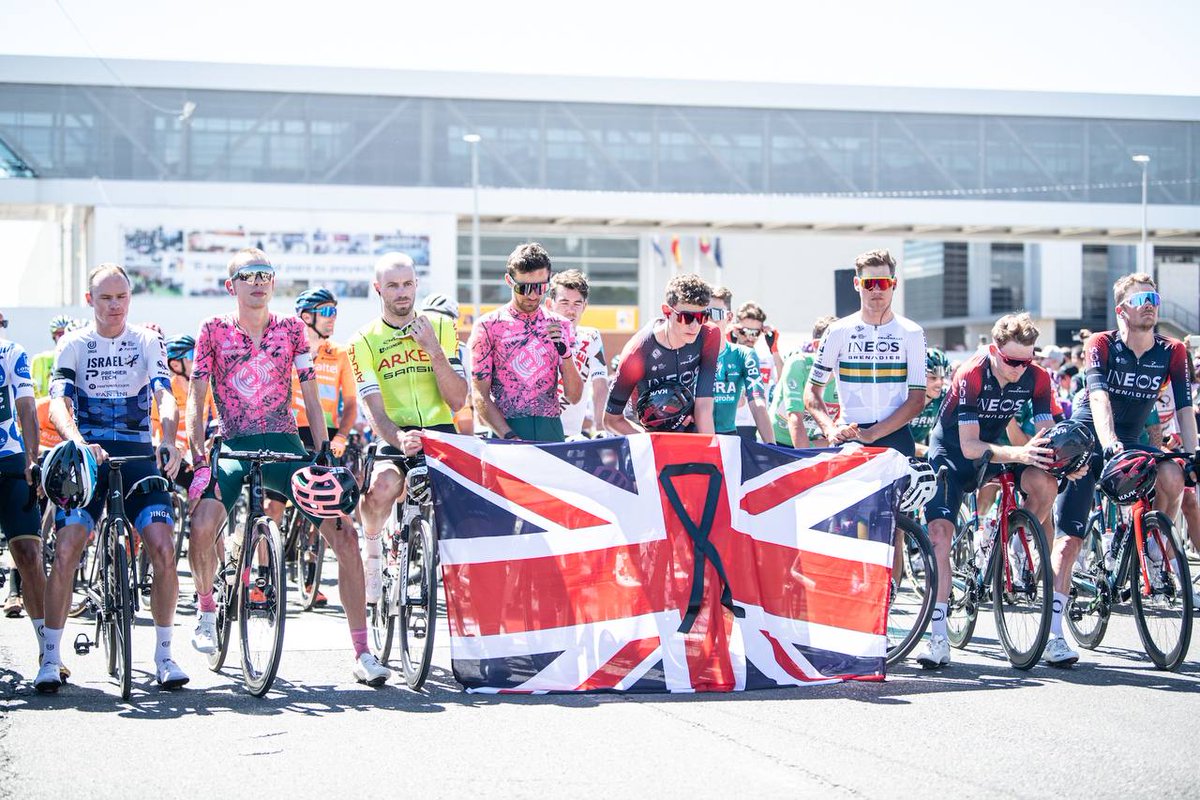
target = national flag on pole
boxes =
[670,235,682,268]
[651,236,666,268]
[699,237,712,257]
[714,236,723,269]
[423,431,910,694]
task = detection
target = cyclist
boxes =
[547,270,609,438]
[185,249,390,686]
[151,334,217,478]
[30,315,72,398]
[804,249,927,456]
[420,293,474,435]
[729,302,782,443]
[1050,273,1197,665]
[770,315,838,448]
[605,273,720,435]
[348,253,466,613]
[910,348,950,458]
[709,286,773,443]
[917,313,1068,668]
[469,242,582,443]
[38,263,185,693]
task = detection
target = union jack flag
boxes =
[423,431,910,694]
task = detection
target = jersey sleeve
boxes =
[147,330,172,395]
[435,316,466,380]
[1168,341,1193,411]
[347,334,381,399]
[956,362,984,428]
[588,333,607,381]
[742,345,764,400]
[906,325,928,391]
[809,326,840,386]
[1084,333,1109,394]
[337,348,356,407]
[289,318,315,382]
[693,326,721,399]
[49,336,79,400]
[605,334,645,415]
[780,354,812,413]
[10,345,34,401]
[1031,365,1054,423]
[192,320,215,382]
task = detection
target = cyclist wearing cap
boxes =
[30,315,73,398]
[909,347,950,458]
[1050,273,1197,667]
[348,252,467,611]
[605,273,720,435]
[186,249,391,686]
[419,292,474,435]
[771,315,839,447]
[38,263,186,693]
[708,286,773,443]
[547,270,610,438]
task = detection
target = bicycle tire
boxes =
[110,522,134,700]
[208,546,235,672]
[1066,512,1110,650]
[947,518,979,649]
[171,491,188,564]
[886,516,938,666]
[399,514,437,690]
[100,533,117,677]
[293,518,325,611]
[369,530,398,663]
[1130,512,1193,671]
[992,508,1052,670]
[238,516,287,696]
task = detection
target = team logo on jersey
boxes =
[87,340,97,351]
[231,353,275,399]
[651,348,662,359]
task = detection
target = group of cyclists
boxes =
[0,240,1197,698]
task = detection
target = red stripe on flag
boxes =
[740,448,886,515]
[424,436,608,530]
[576,637,661,691]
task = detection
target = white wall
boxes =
[0,219,64,306]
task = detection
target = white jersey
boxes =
[809,311,926,425]
[0,339,35,458]
[559,326,607,437]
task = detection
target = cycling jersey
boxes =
[713,341,763,434]
[292,338,356,430]
[193,314,314,439]
[150,374,216,450]
[348,314,462,429]
[735,349,773,428]
[469,304,575,420]
[809,312,926,425]
[909,390,946,447]
[51,323,171,444]
[605,320,721,426]
[1072,331,1192,446]
[560,325,607,437]
[0,340,34,458]
[770,349,839,445]
[30,350,54,398]
[931,352,1053,457]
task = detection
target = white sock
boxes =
[363,533,383,560]
[1051,592,1068,638]
[155,625,173,664]
[931,602,948,638]
[42,626,64,666]
[198,610,216,625]
[31,617,45,661]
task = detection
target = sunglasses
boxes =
[859,277,896,292]
[1123,291,1160,308]
[510,279,550,296]
[669,308,712,326]
[707,307,728,321]
[0,320,6,329]
[312,306,338,318]
[735,326,763,338]
[991,344,1033,369]
[234,268,275,284]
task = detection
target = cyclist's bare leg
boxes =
[977,483,1000,518]
[43,523,88,630]
[1152,460,1185,559]
[927,518,954,603]
[1051,535,1083,594]
[187,498,228,598]
[320,515,366,629]
[1019,467,1057,533]
[1182,488,1200,552]
[141,521,178,627]
[9,538,45,620]
[359,461,403,545]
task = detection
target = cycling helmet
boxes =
[636,381,696,432]
[926,347,950,375]
[42,440,98,511]
[898,457,938,513]
[420,292,459,320]
[295,288,337,315]
[290,464,360,519]
[1099,450,1157,504]
[49,314,72,335]
[1042,419,1095,478]
[165,334,196,361]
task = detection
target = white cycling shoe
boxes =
[156,658,191,689]
[353,652,392,687]
[1043,636,1079,668]
[915,635,951,669]
[34,661,63,694]
[191,615,218,654]
[365,557,383,605]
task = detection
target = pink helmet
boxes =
[290,465,359,519]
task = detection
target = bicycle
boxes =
[203,436,312,696]
[887,513,939,666]
[70,450,170,700]
[362,442,438,690]
[282,503,325,611]
[946,452,1053,670]
[1066,453,1193,670]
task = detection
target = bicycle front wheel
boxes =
[107,522,134,700]
[1130,512,1193,671]
[992,509,1052,670]
[238,516,287,696]
[1066,512,1110,650]
[886,516,937,666]
[369,530,398,663]
[399,514,437,689]
[947,518,979,649]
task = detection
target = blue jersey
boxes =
[0,339,35,458]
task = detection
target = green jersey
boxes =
[770,349,838,446]
[713,341,763,433]
[909,390,946,446]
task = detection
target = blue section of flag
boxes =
[429,469,547,539]
[540,438,639,494]
[809,487,897,545]
[651,236,666,268]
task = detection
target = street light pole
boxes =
[1132,154,1150,278]
[464,134,482,323]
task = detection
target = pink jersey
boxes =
[193,313,315,439]
[468,303,575,419]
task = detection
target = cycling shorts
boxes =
[55,441,173,532]
[0,453,41,544]
[924,446,1027,524]
[203,432,323,528]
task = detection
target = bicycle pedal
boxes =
[73,633,93,655]
[1068,605,1084,622]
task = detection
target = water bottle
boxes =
[976,517,997,570]
[1104,523,1128,574]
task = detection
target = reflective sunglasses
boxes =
[511,279,550,296]
[707,307,728,322]
[669,308,712,326]
[859,277,896,292]
[312,306,338,318]
[991,344,1033,369]
[735,325,762,338]
[1123,291,1160,308]
[0,320,7,329]
[233,267,275,284]
[179,349,195,362]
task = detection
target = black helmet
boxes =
[636,381,695,432]
[1042,419,1095,478]
[295,288,337,315]
[1099,450,1157,504]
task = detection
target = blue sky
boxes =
[2,0,1197,96]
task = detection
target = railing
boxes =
[1159,299,1199,338]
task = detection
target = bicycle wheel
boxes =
[208,532,235,672]
[992,509,1052,670]
[1066,512,1111,650]
[292,518,325,611]
[107,522,134,699]
[886,516,937,666]
[1130,512,1193,671]
[399,514,437,689]
[369,530,398,663]
[171,490,188,563]
[238,516,287,696]
[947,519,979,649]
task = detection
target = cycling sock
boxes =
[351,627,369,658]
[197,590,217,613]
[1051,592,1067,638]
[155,625,173,663]
[42,627,64,666]
[31,617,45,660]
[931,603,948,637]
[363,532,383,560]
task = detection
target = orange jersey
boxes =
[36,396,63,449]
[292,339,355,430]
[151,376,216,449]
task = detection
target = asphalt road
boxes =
[2,558,1198,800]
